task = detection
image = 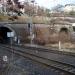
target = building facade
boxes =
[64,4,75,12]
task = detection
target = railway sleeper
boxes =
[1,45,75,75]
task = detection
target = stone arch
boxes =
[60,27,69,33]
[59,27,70,42]
[0,25,17,44]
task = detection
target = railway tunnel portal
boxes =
[0,22,29,45]
[0,25,17,44]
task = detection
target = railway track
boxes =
[0,44,75,75]
[13,44,75,57]
[1,44,75,57]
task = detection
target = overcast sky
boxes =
[19,0,75,9]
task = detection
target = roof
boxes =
[65,4,75,7]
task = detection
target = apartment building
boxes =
[64,4,75,12]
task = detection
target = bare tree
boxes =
[7,0,24,16]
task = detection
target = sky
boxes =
[19,0,75,9]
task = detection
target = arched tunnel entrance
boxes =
[60,28,68,33]
[59,27,70,42]
[0,26,15,44]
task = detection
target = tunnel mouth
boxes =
[73,26,75,32]
[60,28,68,33]
[0,26,14,44]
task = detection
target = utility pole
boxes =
[28,0,35,45]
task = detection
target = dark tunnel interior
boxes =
[0,27,12,44]
[73,26,75,32]
[60,28,68,33]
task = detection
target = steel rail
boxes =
[1,44,75,57]
[0,44,75,75]
[9,44,75,57]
